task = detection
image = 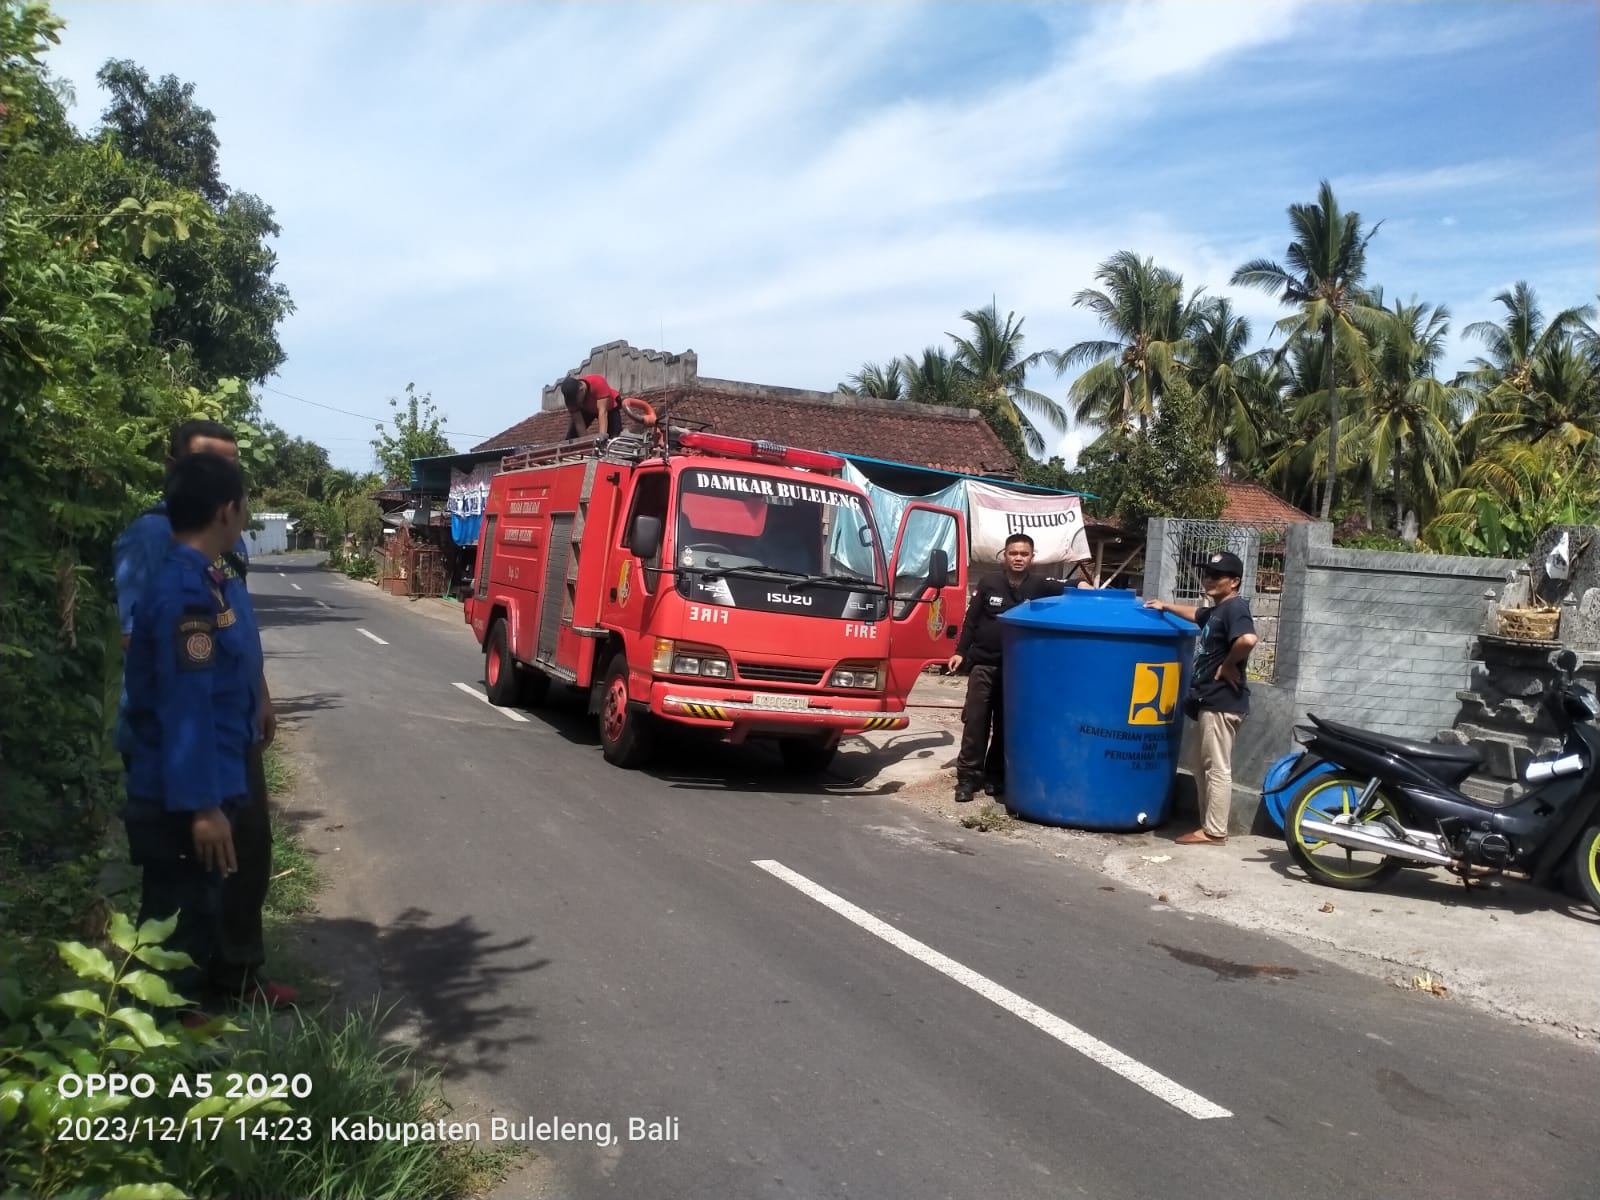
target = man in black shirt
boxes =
[946,533,1077,803]
[1145,551,1258,844]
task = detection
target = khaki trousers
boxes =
[1183,709,1244,838]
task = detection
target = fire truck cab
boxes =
[464,421,966,773]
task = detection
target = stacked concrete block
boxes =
[541,341,700,411]
[1438,525,1600,804]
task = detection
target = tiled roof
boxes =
[1221,480,1313,525]
[472,384,1019,477]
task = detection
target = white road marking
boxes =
[316,600,331,609]
[751,859,1233,1121]
[277,571,286,577]
[357,628,389,646]
[290,582,302,591]
[451,681,529,723]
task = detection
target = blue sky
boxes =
[47,0,1600,472]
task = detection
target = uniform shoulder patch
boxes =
[175,612,216,671]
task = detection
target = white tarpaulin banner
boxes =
[967,480,1089,567]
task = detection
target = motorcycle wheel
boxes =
[1570,826,1600,913]
[1284,772,1405,890]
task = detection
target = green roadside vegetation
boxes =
[0,4,507,1194]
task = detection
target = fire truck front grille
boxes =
[737,662,825,686]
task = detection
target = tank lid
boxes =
[998,589,1200,637]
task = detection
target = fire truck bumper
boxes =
[655,686,909,735]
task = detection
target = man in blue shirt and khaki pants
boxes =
[116,420,295,1014]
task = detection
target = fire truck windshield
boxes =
[673,469,888,619]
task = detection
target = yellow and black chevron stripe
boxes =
[861,716,907,731]
[680,702,730,721]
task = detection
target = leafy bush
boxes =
[1334,530,1420,552]
[342,555,378,582]
[1,914,502,1200]
[0,914,283,1200]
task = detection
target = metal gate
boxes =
[1160,518,1288,683]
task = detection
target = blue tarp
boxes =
[830,462,966,578]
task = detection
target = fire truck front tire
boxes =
[778,734,839,776]
[599,657,654,768]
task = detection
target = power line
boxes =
[260,384,492,440]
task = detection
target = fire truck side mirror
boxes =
[631,515,663,562]
[927,549,950,591]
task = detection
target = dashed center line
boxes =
[357,628,389,646]
[451,681,530,722]
[290,582,302,591]
[277,571,286,577]
[752,859,1233,1121]
[316,600,331,609]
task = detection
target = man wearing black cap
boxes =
[1145,551,1258,844]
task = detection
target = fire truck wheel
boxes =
[485,618,520,707]
[778,735,839,776]
[599,656,654,768]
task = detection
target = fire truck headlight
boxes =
[830,663,884,690]
[668,652,731,678]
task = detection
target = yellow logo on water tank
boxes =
[1128,661,1181,725]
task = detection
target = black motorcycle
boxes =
[1281,649,1600,911]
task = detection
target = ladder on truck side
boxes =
[499,431,654,685]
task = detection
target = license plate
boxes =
[751,693,808,711]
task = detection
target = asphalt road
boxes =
[254,556,1600,1200]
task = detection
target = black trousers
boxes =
[124,806,231,1003]
[217,744,272,989]
[123,744,271,1001]
[957,663,1006,785]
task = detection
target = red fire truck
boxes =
[463,410,967,772]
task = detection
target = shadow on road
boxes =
[272,691,345,722]
[252,592,358,627]
[282,902,548,1082]
[507,688,935,797]
[1253,840,1600,924]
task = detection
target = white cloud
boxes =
[42,0,1596,472]
[1338,160,1526,199]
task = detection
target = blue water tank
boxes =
[998,589,1200,830]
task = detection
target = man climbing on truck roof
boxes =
[560,373,623,441]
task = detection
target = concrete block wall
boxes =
[1281,525,1519,741]
[541,341,700,411]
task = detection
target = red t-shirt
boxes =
[574,374,619,421]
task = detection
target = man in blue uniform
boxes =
[114,420,294,1009]
[123,452,262,1009]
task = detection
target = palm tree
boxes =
[1053,252,1201,433]
[1355,293,1463,531]
[1258,333,1358,516]
[1458,282,1594,397]
[947,303,1066,456]
[837,360,906,402]
[1426,439,1600,559]
[901,346,971,408]
[1184,297,1279,462]
[1467,338,1599,452]
[1232,180,1388,520]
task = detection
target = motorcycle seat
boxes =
[1309,717,1483,764]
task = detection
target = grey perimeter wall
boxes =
[1280,525,1518,741]
[1162,521,1519,834]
